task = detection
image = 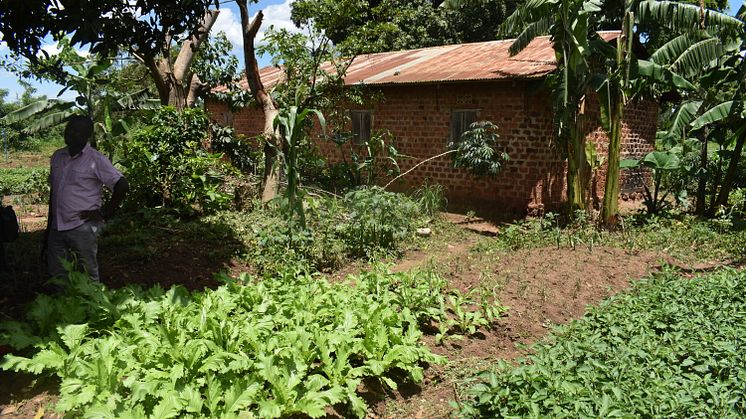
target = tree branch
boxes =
[384,150,456,189]
[173,9,220,82]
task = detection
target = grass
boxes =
[472,212,746,265]
[0,139,63,170]
[458,267,746,417]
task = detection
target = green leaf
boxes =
[224,382,260,413]
[691,101,744,131]
[258,399,283,418]
[59,323,88,351]
[619,159,640,169]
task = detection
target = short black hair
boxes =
[65,115,94,140]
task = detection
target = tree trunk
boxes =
[138,10,218,109]
[601,4,632,227]
[601,100,623,226]
[567,121,586,214]
[237,1,282,202]
[714,130,745,209]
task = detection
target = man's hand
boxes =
[80,209,105,222]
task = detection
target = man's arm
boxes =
[80,177,128,222]
[102,177,128,220]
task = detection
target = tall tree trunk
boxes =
[237,1,282,202]
[601,100,623,225]
[714,130,745,209]
[707,143,724,215]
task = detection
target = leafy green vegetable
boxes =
[1,265,501,418]
[458,268,746,417]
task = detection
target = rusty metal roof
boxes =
[218,31,620,92]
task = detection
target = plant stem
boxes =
[384,150,456,189]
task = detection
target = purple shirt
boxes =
[49,144,123,231]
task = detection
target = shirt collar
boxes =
[67,143,91,159]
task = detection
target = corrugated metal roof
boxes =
[216,31,620,92]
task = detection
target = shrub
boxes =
[449,121,510,177]
[122,107,237,216]
[0,168,50,203]
[341,187,422,258]
[412,182,447,217]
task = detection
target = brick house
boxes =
[207,31,657,215]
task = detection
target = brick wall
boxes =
[206,80,657,215]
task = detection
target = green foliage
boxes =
[122,107,236,216]
[0,264,502,418]
[209,124,258,173]
[0,168,50,202]
[412,182,448,217]
[449,121,510,177]
[621,150,682,214]
[321,129,403,193]
[235,189,426,272]
[475,212,745,265]
[0,0,214,63]
[195,32,250,108]
[290,0,456,55]
[290,0,519,55]
[343,187,422,258]
[458,268,746,417]
[274,104,326,228]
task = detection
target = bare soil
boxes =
[0,210,723,418]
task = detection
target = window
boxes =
[351,110,372,143]
[450,109,478,142]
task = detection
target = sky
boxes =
[0,0,297,102]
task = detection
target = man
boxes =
[45,115,128,282]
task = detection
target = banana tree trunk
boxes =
[714,130,745,209]
[601,4,632,227]
[601,102,623,226]
[567,123,586,213]
[695,130,708,215]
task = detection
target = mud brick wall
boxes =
[206,80,657,215]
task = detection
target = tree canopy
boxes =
[290,0,519,54]
[0,0,217,61]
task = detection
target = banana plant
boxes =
[1,38,159,150]
[636,0,745,216]
[499,0,608,214]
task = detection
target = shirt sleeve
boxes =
[94,153,124,190]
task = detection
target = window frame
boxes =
[350,109,373,144]
[450,109,479,143]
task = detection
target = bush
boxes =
[220,189,425,273]
[0,168,50,203]
[412,182,447,217]
[122,107,238,216]
[341,187,422,258]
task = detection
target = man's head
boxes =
[64,115,94,155]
